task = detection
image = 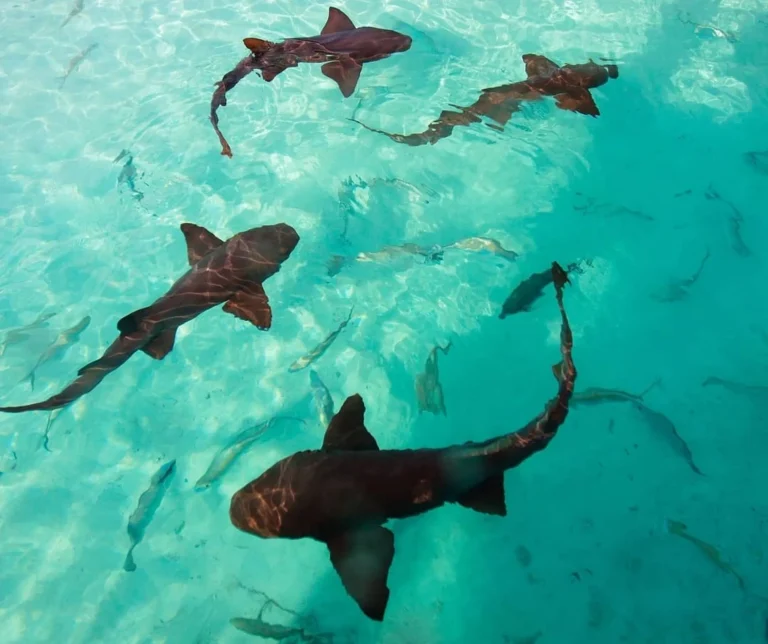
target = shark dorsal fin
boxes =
[522,54,560,78]
[322,394,379,451]
[321,7,356,35]
[180,223,225,266]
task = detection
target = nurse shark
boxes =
[230,261,577,621]
[0,222,299,413]
[210,6,412,157]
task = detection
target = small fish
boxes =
[653,249,710,303]
[124,459,176,572]
[573,195,654,222]
[115,150,145,202]
[289,309,356,372]
[572,380,661,406]
[499,261,583,319]
[20,316,91,391]
[744,150,768,176]
[702,376,768,398]
[38,409,63,452]
[415,342,451,415]
[0,432,19,478]
[309,370,334,428]
[61,0,84,28]
[444,236,518,262]
[632,403,703,475]
[705,186,751,257]
[58,44,98,89]
[356,243,443,264]
[673,189,693,198]
[665,519,745,589]
[572,382,701,475]
[0,311,57,358]
[195,417,301,490]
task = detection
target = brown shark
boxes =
[229,262,576,621]
[0,223,299,413]
[351,54,619,147]
[210,7,413,157]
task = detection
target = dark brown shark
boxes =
[210,7,412,157]
[351,54,619,147]
[229,262,576,621]
[0,223,299,413]
[500,261,583,319]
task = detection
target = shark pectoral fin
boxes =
[321,7,356,34]
[327,525,395,622]
[554,89,600,117]
[321,59,362,98]
[243,37,271,54]
[522,54,560,78]
[222,283,272,330]
[322,394,380,451]
[456,474,507,516]
[141,328,177,360]
[117,307,152,335]
[180,223,225,266]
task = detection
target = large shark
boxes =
[230,262,576,621]
[210,6,413,157]
[352,54,619,146]
[0,223,299,413]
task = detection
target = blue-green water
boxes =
[1,0,768,642]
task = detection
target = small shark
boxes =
[0,223,299,413]
[500,261,583,319]
[288,309,355,373]
[20,316,91,391]
[351,54,618,146]
[415,342,451,415]
[58,43,98,89]
[124,459,176,572]
[210,7,412,157]
[229,262,576,621]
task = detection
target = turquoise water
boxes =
[1,0,768,641]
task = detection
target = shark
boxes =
[210,6,412,157]
[229,262,576,621]
[0,222,299,413]
[351,54,619,146]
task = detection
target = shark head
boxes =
[241,223,300,266]
[561,60,619,88]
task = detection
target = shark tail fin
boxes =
[456,474,507,516]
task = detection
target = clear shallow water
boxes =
[1,0,768,642]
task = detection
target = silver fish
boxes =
[288,309,356,372]
[653,249,710,303]
[61,0,85,28]
[0,311,57,358]
[415,342,451,415]
[21,316,91,391]
[124,459,176,572]
[309,370,334,428]
[444,236,518,262]
[0,432,19,478]
[195,417,303,490]
[58,43,98,89]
